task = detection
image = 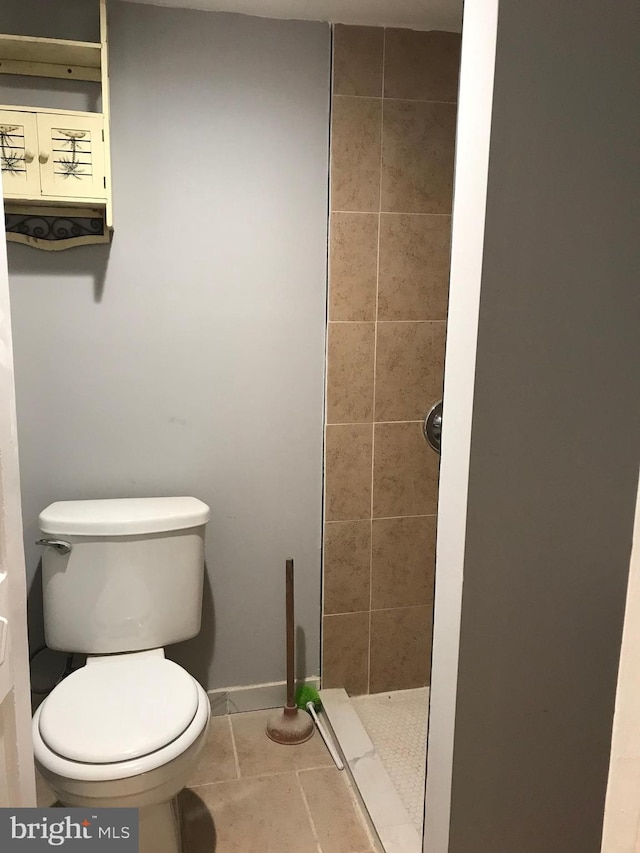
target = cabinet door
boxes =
[0,110,40,199]
[37,113,105,201]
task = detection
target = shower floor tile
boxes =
[352,688,429,831]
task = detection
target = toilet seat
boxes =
[39,656,199,764]
[33,660,210,782]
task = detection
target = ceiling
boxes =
[123,0,463,32]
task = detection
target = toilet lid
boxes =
[38,657,199,764]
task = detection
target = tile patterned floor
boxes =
[352,689,429,831]
[37,709,378,853]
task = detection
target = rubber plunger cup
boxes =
[266,559,314,745]
[266,704,314,745]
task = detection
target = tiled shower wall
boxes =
[322,25,461,695]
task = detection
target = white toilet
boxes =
[32,497,212,853]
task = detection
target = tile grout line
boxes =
[326,603,433,617]
[335,92,457,105]
[332,210,452,216]
[327,419,433,426]
[295,771,324,853]
[227,714,242,780]
[329,319,447,325]
[327,513,436,523]
[187,761,336,789]
[367,27,386,697]
[242,763,333,779]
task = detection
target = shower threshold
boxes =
[320,687,429,853]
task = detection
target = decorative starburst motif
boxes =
[0,125,24,176]
[58,155,84,179]
[57,129,88,180]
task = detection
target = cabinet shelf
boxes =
[0,34,102,82]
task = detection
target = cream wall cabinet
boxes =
[0,107,105,204]
[0,0,112,248]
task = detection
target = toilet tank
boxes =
[38,497,210,654]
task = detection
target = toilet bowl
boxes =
[34,497,212,853]
[33,651,210,853]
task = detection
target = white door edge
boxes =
[0,185,36,807]
[423,1,500,850]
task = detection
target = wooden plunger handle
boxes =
[286,558,295,709]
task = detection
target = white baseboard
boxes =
[207,676,321,716]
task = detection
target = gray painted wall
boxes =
[448,1,640,850]
[5,1,330,691]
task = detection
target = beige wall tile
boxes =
[371,516,436,609]
[381,100,456,213]
[331,96,382,212]
[334,25,384,97]
[373,422,439,517]
[375,321,446,422]
[325,424,373,521]
[180,775,318,853]
[188,716,238,787]
[378,213,452,321]
[327,322,376,424]
[369,606,432,692]
[324,25,456,697]
[384,29,462,102]
[231,710,332,777]
[330,212,378,321]
[323,612,369,695]
[299,766,372,852]
[324,520,371,614]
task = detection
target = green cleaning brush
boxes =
[295,684,322,712]
[295,684,343,770]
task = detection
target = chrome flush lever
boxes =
[36,538,73,555]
